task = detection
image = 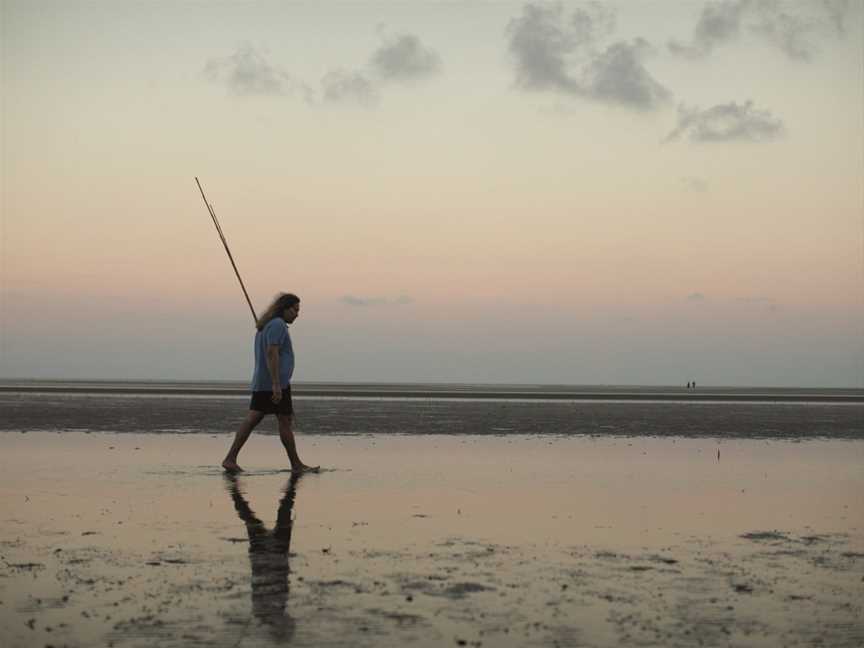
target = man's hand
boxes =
[271,385,283,404]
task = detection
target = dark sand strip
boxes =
[1,393,863,439]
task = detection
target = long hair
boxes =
[256,293,300,331]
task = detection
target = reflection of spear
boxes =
[195,177,258,326]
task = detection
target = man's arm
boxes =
[266,344,282,402]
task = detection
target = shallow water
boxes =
[0,432,862,647]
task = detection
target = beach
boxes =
[1,392,863,647]
[6,0,863,645]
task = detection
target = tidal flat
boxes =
[1,431,862,647]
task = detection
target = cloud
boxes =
[204,44,303,96]
[669,0,854,61]
[664,101,784,143]
[371,33,441,81]
[748,1,838,62]
[320,69,378,106]
[506,2,670,110]
[340,295,414,307]
[669,0,749,59]
[507,3,577,92]
[322,32,440,106]
[582,39,671,110]
[571,2,617,44]
[206,32,441,108]
[686,292,706,301]
[821,0,851,35]
[681,176,709,192]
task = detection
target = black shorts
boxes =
[249,386,293,416]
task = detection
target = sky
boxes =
[1,0,862,387]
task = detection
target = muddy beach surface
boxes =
[1,431,862,647]
[1,392,863,439]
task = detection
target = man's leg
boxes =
[223,410,265,472]
[277,414,318,472]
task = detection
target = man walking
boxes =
[222,292,318,473]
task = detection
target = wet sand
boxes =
[1,431,862,647]
[1,393,863,439]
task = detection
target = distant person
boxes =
[222,292,318,473]
[687,381,691,389]
[692,381,696,390]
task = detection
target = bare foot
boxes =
[292,464,320,473]
[222,460,243,473]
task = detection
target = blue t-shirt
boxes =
[251,318,295,391]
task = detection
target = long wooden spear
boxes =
[195,177,258,326]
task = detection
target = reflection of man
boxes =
[226,473,303,641]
